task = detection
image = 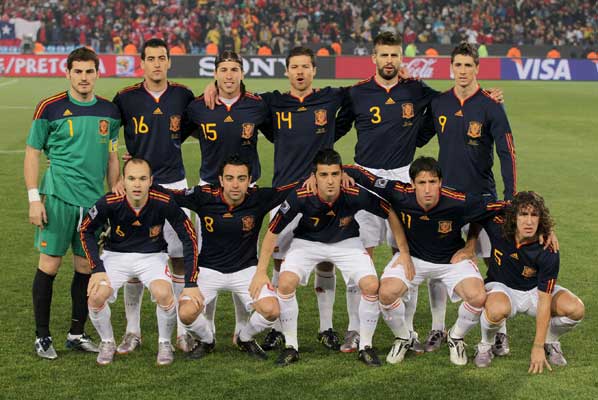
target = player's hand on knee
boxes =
[88,272,110,297]
[395,252,415,281]
[341,171,355,188]
[29,201,47,229]
[179,287,204,312]
[250,272,270,300]
[528,346,551,374]
[539,231,559,253]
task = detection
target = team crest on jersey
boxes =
[242,215,255,231]
[98,120,109,136]
[149,225,163,238]
[169,115,181,132]
[314,109,327,126]
[241,123,255,139]
[402,103,414,119]
[339,216,353,227]
[522,266,537,278]
[467,121,482,138]
[438,220,453,234]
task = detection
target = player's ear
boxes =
[218,175,224,187]
[149,175,154,186]
[284,68,288,77]
[313,66,317,78]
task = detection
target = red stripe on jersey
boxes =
[183,218,199,282]
[79,216,96,269]
[506,133,517,196]
[169,81,190,90]
[244,91,262,101]
[393,182,413,193]
[33,92,68,120]
[352,76,373,87]
[269,213,283,232]
[379,200,391,214]
[441,188,466,201]
[117,82,143,95]
[277,181,299,191]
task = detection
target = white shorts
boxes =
[281,238,377,287]
[354,164,410,248]
[269,204,302,260]
[100,250,171,303]
[381,253,483,302]
[485,281,567,318]
[197,266,276,312]
[159,178,191,258]
[462,223,492,258]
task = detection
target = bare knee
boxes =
[379,278,405,305]
[179,300,202,325]
[255,298,280,321]
[38,254,62,276]
[277,272,299,295]
[150,280,174,308]
[467,290,487,309]
[358,276,379,297]
[73,255,91,274]
[88,286,112,310]
[485,293,511,322]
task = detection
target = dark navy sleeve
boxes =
[259,181,301,212]
[162,197,200,287]
[357,188,392,219]
[268,190,301,234]
[334,86,355,141]
[536,251,559,294]
[79,197,110,273]
[344,164,399,201]
[488,103,517,200]
[416,81,440,147]
[464,193,506,223]
[257,91,275,142]
[111,92,125,126]
[159,184,209,214]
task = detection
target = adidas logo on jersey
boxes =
[454,110,463,117]
[326,210,336,216]
[510,253,519,260]
[385,97,395,105]
[132,220,142,226]
[224,115,234,123]
[153,107,163,115]
[297,106,307,112]
[63,109,73,116]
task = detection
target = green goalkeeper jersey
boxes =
[26,91,121,208]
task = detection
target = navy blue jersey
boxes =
[345,165,503,263]
[184,92,270,185]
[339,77,438,169]
[260,87,350,186]
[432,87,517,200]
[269,185,391,243]
[482,215,559,293]
[164,183,295,273]
[113,82,195,184]
[80,190,199,287]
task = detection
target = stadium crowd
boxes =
[1,0,597,55]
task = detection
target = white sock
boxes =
[451,302,482,339]
[346,284,361,332]
[480,310,503,345]
[123,281,143,335]
[278,291,299,350]
[171,274,186,337]
[185,314,214,343]
[89,303,114,343]
[314,268,336,332]
[380,297,410,339]
[428,279,447,331]
[239,311,274,342]
[156,303,176,343]
[204,297,217,334]
[358,294,379,350]
[546,316,580,343]
[498,322,507,335]
[232,293,250,336]
[404,286,418,332]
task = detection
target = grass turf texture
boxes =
[0,77,596,400]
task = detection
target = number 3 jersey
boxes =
[113,82,195,184]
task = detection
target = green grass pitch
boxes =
[0,77,596,399]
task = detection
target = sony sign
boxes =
[198,56,287,77]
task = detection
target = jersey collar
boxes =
[452,85,480,107]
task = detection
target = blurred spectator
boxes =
[546,47,561,58]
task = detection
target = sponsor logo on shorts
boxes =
[40,241,47,248]
[149,225,162,238]
[98,119,109,136]
[467,121,482,138]
[242,215,255,231]
[241,123,255,139]
[169,115,181,132]
[438,220,453,234]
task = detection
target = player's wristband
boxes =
[28,188,41,203]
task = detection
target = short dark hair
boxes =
[286,46,316,68]
[312,148,342,172]
[67,47,99,71]
[451,41,479,65]
[502,191,554,240]
[409,156,442,181]
[141,38,169,60]
[218,154,252,177]
[215,50,243,68]
[373,32,402,49]
[123,157,152,175]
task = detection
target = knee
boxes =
[567,297,585,321]
[257,298,280,321]
[379,281,401,305]
[485,304,509,323]
[466,289,486,309]
[277,272,298,295]
[359,276,379,297]
[88,288,111,310]
[150,281,174,307]
[179,300,202,325]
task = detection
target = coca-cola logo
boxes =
[405,58,437,79]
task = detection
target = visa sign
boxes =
[504,58,572,80]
